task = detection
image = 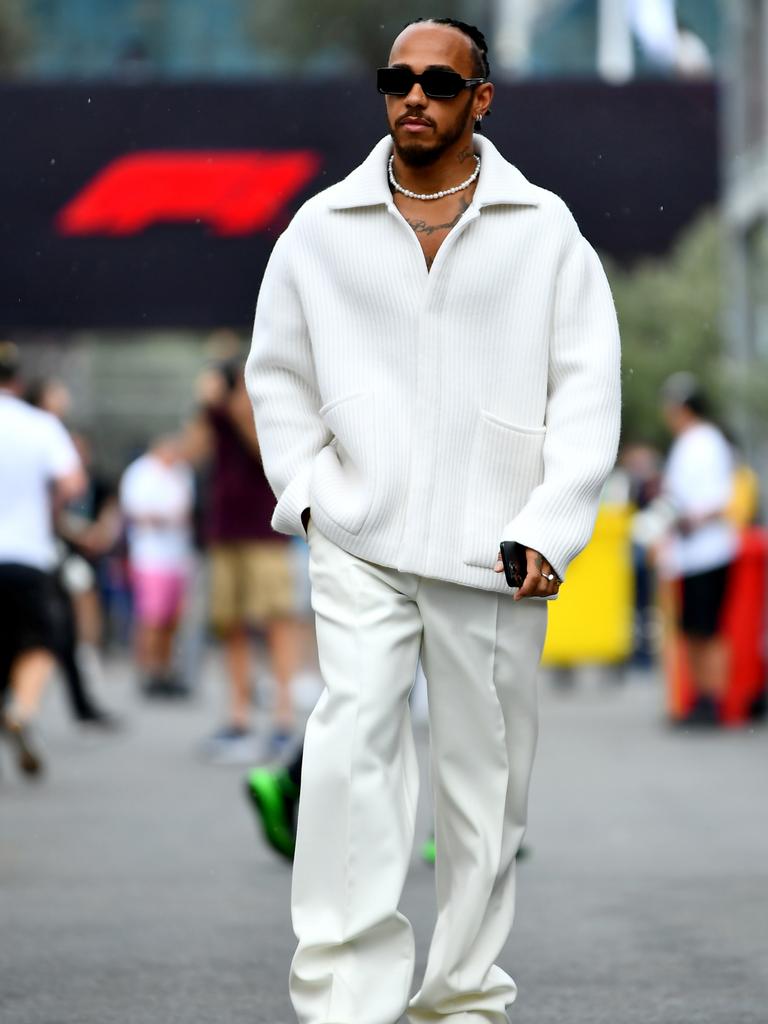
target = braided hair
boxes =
[404,18,491,130]
[405,17,490,77]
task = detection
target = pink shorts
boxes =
[131,568,187,627]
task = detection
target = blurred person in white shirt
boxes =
[26,380,122,728]
[0,343,85,776]
[660,373,738,726]
[119,435,194,697]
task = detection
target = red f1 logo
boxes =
[56,150,321,236]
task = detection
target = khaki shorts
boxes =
[209,541,296,632]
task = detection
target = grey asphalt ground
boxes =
[1,655,767,1024]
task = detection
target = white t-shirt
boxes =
[119,453,193,572]
[662,421,738,577]
[0,392,81,570]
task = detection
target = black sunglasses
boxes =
[377,66,487,100]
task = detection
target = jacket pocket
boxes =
[462,410,546,569]
[311,391,374,535]
[318,391,365,419]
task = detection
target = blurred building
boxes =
[9,0,476,78]
[7,1,720,81]
[9,0,266,78]
[496,0,720,79]
[721,0,768,465]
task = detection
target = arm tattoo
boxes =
[406,197,470,236]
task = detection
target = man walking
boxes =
[0,343,85,776]
[247,18,621,1024]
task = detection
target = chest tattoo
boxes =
[405,197,470,237]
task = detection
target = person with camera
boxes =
[195,359,301,763]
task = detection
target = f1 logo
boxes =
[56,150,321,236]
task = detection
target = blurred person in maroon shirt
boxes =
[193,359,300,762]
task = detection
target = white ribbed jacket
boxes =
[246,135,621,592]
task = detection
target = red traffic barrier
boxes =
[667,532,768,724]
[665,528,768,725]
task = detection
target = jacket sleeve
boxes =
[501,225,621,581]
[245,231,330,537]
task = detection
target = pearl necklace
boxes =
[388,153,481,201]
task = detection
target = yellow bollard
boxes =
[542,504,634,667]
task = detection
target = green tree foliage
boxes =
[0,0,31,74]
[247,1,467,71]
[604,211,728,448]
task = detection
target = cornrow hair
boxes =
[405,17,491,79]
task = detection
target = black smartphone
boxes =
[499,540,527,588]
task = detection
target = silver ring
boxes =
[542,572,556,582]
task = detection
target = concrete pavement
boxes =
[1,656,766,1024]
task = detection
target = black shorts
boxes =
[0,564,59,676]
[679,563,731,638]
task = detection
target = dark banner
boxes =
[0,80,717,329]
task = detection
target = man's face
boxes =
[662,401,686,435]
[155,437,182,466]
[385,23,480,167]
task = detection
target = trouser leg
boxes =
[50,577,99,720]
[59,605,98,719]
[290,525,422,1024]
[408,583,547,1024]
[287,745,303,791]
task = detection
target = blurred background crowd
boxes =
[1,0,767,851]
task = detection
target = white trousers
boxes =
[290,523,548,1024]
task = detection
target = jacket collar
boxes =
[326,134,540,211]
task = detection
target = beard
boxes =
[388,94,473,167]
